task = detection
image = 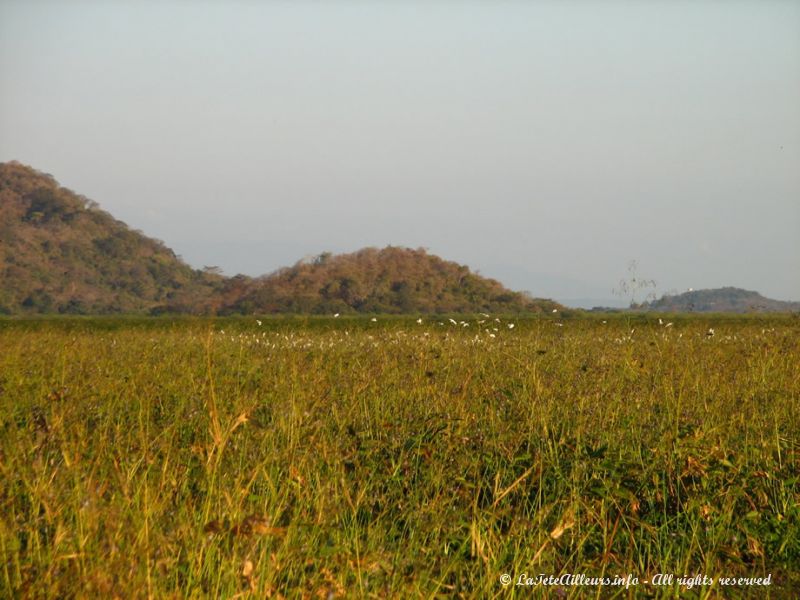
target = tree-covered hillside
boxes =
[225,247,562,315]
[643,287,800,313]
[0,161,562,315]
[0,162,223,314]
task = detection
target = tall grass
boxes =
[1,316,798,597]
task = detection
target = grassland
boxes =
[1,314,798,598]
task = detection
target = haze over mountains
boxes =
[641,288,800,314]
[0,162,561,315]
[1,162,797,316]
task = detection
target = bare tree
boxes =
[613,260,657,308]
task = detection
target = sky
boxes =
[1,1,799,307]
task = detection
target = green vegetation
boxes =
[1,315,798,598]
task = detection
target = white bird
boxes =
[552,309,558,313]
[256,320,262,326]
[416,318,423,324]
[658,318,664,325]
[508,323,515,329]
[334,313,340,318]
[371,317,377,322]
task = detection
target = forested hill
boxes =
[224,247,562,315]
[643,287,800,313]
[0,161,223,314]
[1,162,562,315]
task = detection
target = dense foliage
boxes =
[0,162,222,314]
[1,315,798,597]
[227,247,561,315]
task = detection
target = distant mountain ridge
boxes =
[642,287,800,313]
[0,161,560,315]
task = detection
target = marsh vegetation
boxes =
[1,315,798,597]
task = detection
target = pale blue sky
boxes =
[1,1,798,305]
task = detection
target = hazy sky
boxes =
[2,1,798,305]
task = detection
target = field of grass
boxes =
[1,314,798,598]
